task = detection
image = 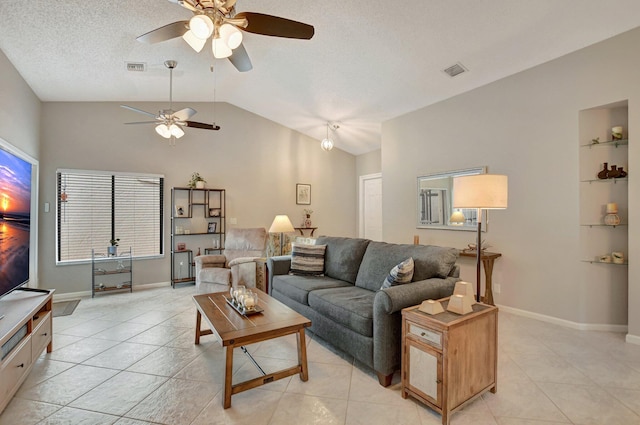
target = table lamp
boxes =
[269,214,295,255]
[453,174,508,302]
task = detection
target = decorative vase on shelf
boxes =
[608,165,621,179]
[597,163,609,179]
[617,167,627,178]
[196,181,205,189]
[604,213,621,226]
[304,217,312,228]
[108,246,117,256]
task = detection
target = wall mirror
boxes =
[417,166,487,231]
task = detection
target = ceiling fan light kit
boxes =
[136,0,315,72]
[122,60,220,144]
[189,14,214,39]
[182,30,207,52]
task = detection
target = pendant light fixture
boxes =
[321,122,339,151]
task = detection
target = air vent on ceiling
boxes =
[443,62,467,78]
[126,62,146,72]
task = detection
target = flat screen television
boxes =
[0,142,32,300]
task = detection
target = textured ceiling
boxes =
[2,1,640,155]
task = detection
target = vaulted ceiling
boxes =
[2,1,640,155]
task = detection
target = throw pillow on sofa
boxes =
[381,257,414,289]
[290,243,327,276]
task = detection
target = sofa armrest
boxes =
[266,256,291,292]
[372,276,459,377]
[267,256,292,276]
[228,256,260,268]
[195,254,226,267]
[374,276,459,315]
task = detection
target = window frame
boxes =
[55,168,164,265]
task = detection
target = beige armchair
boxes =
[194,227,267,293]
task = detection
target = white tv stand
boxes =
[0,288,54,413]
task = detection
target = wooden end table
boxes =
[401,298,498,425]
[193,290,311,408]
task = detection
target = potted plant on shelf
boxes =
[109,238,119,256]
[188,172,206,189]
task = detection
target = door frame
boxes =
[358,172,382,238]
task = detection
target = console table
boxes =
[458,250,502,305]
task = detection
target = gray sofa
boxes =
[267,236,460,386]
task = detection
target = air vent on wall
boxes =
[126,62,146,72]
[443,62,467,77]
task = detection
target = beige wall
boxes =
[382,27,640,340]
[0,49,41,288]
[0,49,40,159]
[38,101,356,294]
[356,149,381,177]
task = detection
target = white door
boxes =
[359,173,382,240]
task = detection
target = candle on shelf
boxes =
[606,203,618,214]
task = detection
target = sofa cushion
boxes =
[381,257,414,289]
[271,275,352,306]
[314,236,371,284]
[308,286,375,337]
[355,242,458,292]
[290,243,326,276]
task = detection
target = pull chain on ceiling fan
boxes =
[121,60,220,145]
[136,0,315,72]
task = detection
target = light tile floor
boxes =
[2,285,640,425]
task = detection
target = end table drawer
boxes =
[409,323,441,348]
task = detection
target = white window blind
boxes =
[57,170,164,263]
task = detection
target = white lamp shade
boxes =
[212,37,232,58]
[189,15,214,39]
[269,215,295,233]
[182,30,207,52]
[453,174,508,209]
[219,24,243,49]
[320,138,334,151]
[169,124,184,138]
[155,124,171,138]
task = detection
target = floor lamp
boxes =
[453,174,508,302]
[269,215,295,255]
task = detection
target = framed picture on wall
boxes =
[207,222,217,234]
[296,184,311,205]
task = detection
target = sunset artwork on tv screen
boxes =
[0,145,31,298]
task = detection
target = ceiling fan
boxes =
[121,60,220,145]
[136,0,315,72]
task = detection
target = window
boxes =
[57,169,164,263]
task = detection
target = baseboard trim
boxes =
[52,281,171,302]
[497,304,629,333]
[626,333,640,345]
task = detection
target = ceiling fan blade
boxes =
[172,107,197,121]
[121,105,158,118]
[228,44,252,72]
[235,12,314,39]
[137,21,189,44]
[124,121,159,125]
[185,121,221,130]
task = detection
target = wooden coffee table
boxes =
[193,289,311,408]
